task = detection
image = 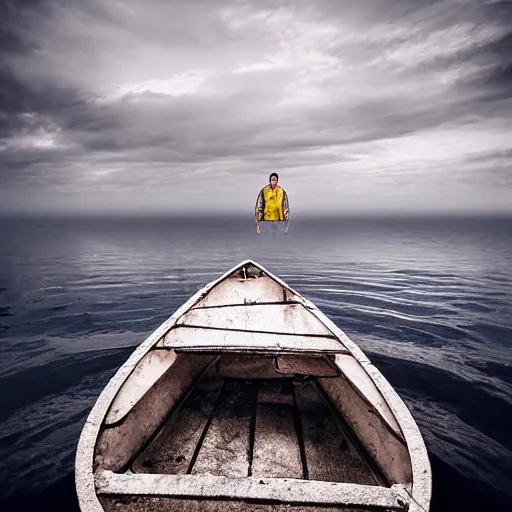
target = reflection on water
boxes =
[0,215,511,511]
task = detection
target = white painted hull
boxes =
[76,260,431,511]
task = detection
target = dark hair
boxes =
[269,172,279,181]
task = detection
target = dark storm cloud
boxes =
[464,32,512,101]
[0,0,511,215]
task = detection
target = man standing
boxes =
[255,172,290,234]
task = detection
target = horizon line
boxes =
[1,211,512,220]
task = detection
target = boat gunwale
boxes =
[75,259,432,512]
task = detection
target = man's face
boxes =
[270,176,278,188]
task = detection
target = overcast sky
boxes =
[1,0,511,216]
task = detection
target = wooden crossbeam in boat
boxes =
[95,471,409,510]
[158,327,346,354]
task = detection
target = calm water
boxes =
[0,215,511,511]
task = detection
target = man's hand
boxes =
[256,224,261,234]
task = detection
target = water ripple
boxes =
[0,216,511,511]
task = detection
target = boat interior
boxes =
[94,353,412,511]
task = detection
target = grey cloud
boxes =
[0,0,511,215]
[1,0,46,56]
[464,148,512,164]
[465,33,512,97]
[0,64,89,138]
[459,149,512,188]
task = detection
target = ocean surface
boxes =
[0,215,511,511]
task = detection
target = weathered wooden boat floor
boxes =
[99,495,384,512]
[98,374,383,511]
[128,372,379,482]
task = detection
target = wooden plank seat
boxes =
[96,471,409,510]
[157,327,346,354]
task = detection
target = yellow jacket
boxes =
[255,185,290,224]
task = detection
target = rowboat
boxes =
[75,259,432,511]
